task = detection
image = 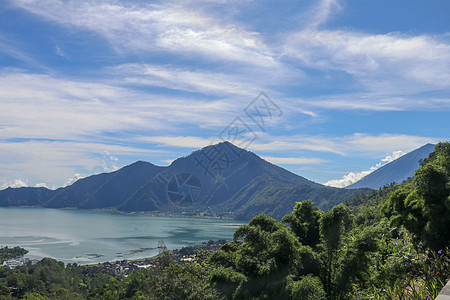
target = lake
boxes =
[0,207,244,264]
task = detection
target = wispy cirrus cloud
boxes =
[138,136,212,149]
[344,134,437,153]
[292,94,450,112]
[1,0,448,189]
[261,156,327,165]
[108,64,261,97]
[0,35,48,70]
[251,133,439,156]
[278,0,450,112]
[283,29,450,94]
[0,68,264,187]
[0,69,245,141]
[10,0,277,68]
[142,133,440,157]
[8,0,450,113]
[306,0,341,28]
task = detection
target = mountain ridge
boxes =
[0,142,364,220]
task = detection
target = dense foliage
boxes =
[0,142,449,299]
[0,247,28,264]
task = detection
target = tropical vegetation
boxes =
[0,142,449,299]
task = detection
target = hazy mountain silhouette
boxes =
[0,142,363,220]
[347,143,435,190]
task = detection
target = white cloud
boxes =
[55,46,67,58]
[10,0,277,68]
[1,0,448,190]
[102,151,120,172]
[284,29,450,94]
[250,138,346,155]
[0,139,167,189]
[381,150,405,163]
[8,0,450,113]
[261,156,327,165]
[0,35,48,70]
[64,173,86,187]
[0,69,282,188]
[306,0,341,28]
[0,69,245,142]
[0,70,143,140]
[109,64,260,97]
[1,178,28,190]
[143,136,213,149]
[145,133,440,157]
[250,133,439,156]
[293,94,450,112]
[344,134,436,153]
[162,159,175,165]
[323,167,376,188]
[324,150,407,188]
[34,182,49,188]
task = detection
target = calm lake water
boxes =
[0,207,244,264]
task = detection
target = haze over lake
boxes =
[0,207,244,264]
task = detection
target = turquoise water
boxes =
[0,207,244,264]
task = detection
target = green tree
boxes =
[209,267,246,299]
[318,204,353,298]
[383,142,450,250]
[0,246,28,264]
[413,143,450,250]
[282,200,322,248]
[23,292,48,299]
[48,285,83,299]
[139,263,220,300]
[335,225,380,297]
[210,214,319,299]
[31,258,69,291]
[287,274,326,300]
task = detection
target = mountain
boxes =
[0,142,364,220]
[347,143,435,190]
[46,161,164,209]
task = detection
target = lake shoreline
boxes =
[1,205,238,220]
[0,207,244,264]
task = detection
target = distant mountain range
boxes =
[0,142,364,220]
[347,143,435,190]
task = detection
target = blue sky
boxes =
[0,0,449,189]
